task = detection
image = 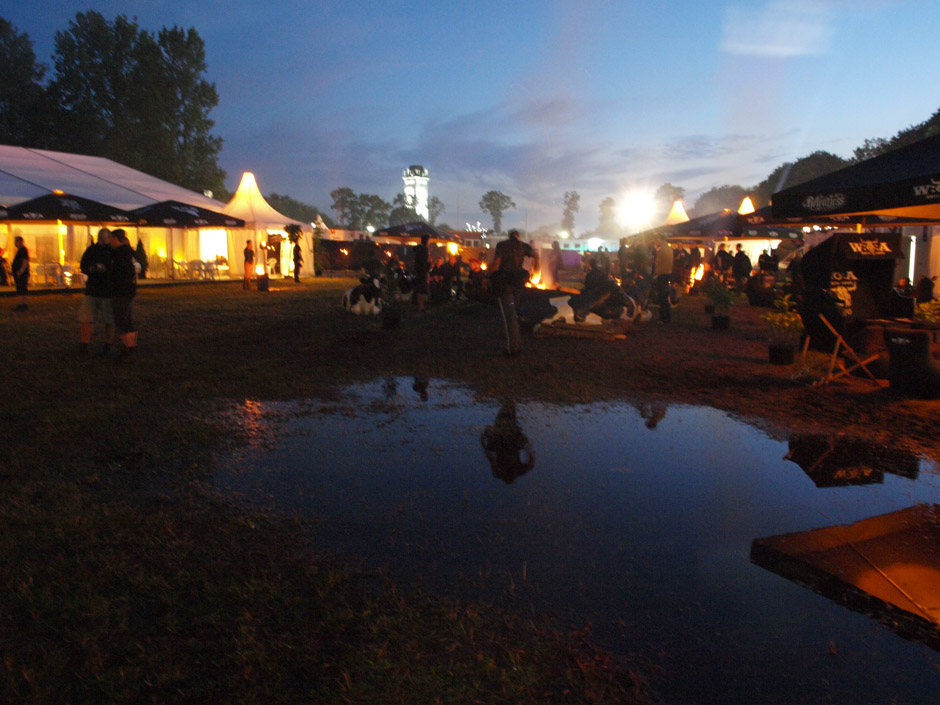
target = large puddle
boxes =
[216,378,940,704]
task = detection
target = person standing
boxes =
[11,236,29,311]
[491,229,537,356]
[108,229,138,362]
[243,240,254,289]
[653,239,674,324]
[413,234,430,312]
[78,228,114,354]
[714,243,733,281]
[732,244,752,291]
[549,241,563,289]
[292,240,303,282]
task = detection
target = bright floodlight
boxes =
[620,191,656,232]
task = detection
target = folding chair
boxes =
[813,314,884,387]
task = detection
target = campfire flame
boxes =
[525,270,547,289]
[691,264,704,284]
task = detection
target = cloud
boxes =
[721,0,833,57]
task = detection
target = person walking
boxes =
[11,236,29,311]
[108,229,138,362]
[490,229,537,356]
[243,240,254,289]
[78,228,114,354]
[653,239,674,324]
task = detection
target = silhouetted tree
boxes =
[46,12,225,194]
[479,190,515,235]
[0,19,48,146]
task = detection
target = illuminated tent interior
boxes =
[223,172,311,276]
[751,504,940,651]
[0,145,241,279]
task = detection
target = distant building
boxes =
[402,165,429,221]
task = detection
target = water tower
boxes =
[402,165,429,220]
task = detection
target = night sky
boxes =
[4,0,938,231]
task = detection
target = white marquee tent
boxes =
[0,145,238,280]
[223,172,312,277]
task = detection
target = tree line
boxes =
[1,14,226,197]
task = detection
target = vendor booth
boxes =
[797,231,906,351]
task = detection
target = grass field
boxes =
[0,279,657,705]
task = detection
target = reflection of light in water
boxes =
[856,565,940,626]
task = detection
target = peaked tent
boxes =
[223,172,312,277]
[772,133,940,222]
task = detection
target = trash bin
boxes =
[257,274,270,292]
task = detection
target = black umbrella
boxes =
[772,132,940,221]
[374,221,455,242]
[130,200,245,228]
[0,192,137,224]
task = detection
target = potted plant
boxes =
[703,275,736,329]
[761,293,804,364]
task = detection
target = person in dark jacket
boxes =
[11,236,29,311]
[732,244,752,291]
[109,229,138,361]
[78,228,114,354]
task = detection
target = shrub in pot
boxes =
[761,293,804,364]
[702,275,736,328]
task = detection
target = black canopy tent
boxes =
[797,231,905,349]
[373,221,456,244]
[130,200,245,228]
[772,132,940,222]
[0,192,137,224]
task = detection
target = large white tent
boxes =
[223,172,311,277]
[0,145,226,211]
[0,145,236,280]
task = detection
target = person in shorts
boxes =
[108,229,138,361]
[78,228,114,354]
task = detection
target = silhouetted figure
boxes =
[481,401,534,483]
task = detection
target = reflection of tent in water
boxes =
[481,402,534,484]
[751,504,940,651]
[797,231,905,350]
[785,434,920,488]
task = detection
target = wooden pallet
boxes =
[534,319,632,340]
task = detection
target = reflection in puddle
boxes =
[481,401,534,483]
[216,378,940,704]
[786,434,921,487]
[752,504,940,651]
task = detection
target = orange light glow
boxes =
[691,264,704,284]
[525,270,547,289]
[255,264,265,275]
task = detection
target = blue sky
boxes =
[3,0,938,232]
